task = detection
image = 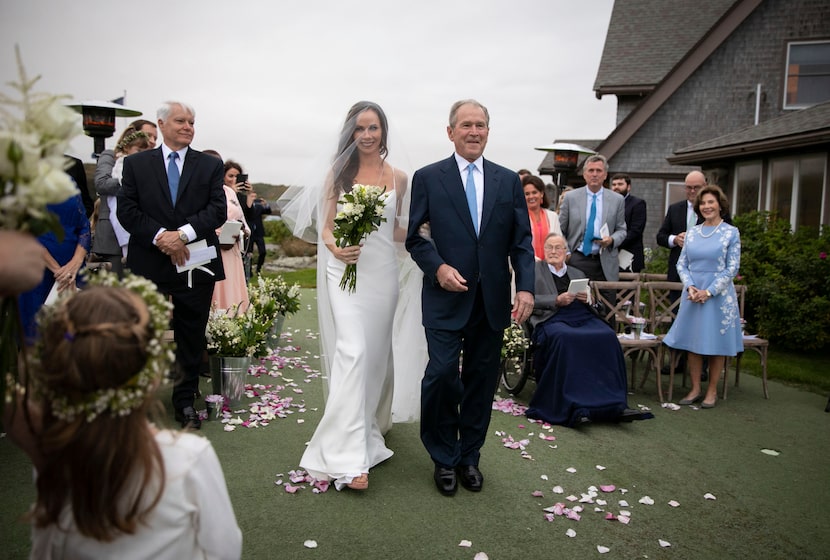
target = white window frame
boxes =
[783,40,830,110]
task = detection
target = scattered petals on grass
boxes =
[668,500,680,507]
[566,467,577,473]
[638,496,655,505]
[492,397,527,416]
[704,493,717,500]
[552,485,564,494]
[661,402,681,411]
[618,500,629,508]
[284,484,300,494]
[474,553,489,560]
[566,528,576,538]
[458,540,472,548]
[532,490,544,497]
[761,448,781,456]
[600,485,615,493]
[659,539,672,548]
[540,475,549,481]
[597,545,610,554]
[303,540,318,549]
[223,425,236,432]
[595,465,606,470]
[596,499,607,506]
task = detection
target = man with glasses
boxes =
[656,170,707,288]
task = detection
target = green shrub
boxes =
[733,212,830,351]
[263,219,293,243]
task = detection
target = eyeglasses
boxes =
[544,245,567,252]
[685,184,704,191]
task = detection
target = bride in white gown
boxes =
[280,101,426,491]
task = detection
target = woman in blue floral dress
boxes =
[662,185,742,408]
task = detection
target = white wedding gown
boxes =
[301,189,404,488]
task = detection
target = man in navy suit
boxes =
[656,170,707,286]
[406,100,535,496]
[118,101,226,429]
[610,173,646,273]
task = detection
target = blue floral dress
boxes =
[662,221,743,356]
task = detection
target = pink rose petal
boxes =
[600,484,616,493]
[531,490,544,497]
[284,484,299,494]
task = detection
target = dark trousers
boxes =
[421,288,503,469]
[162,281,214,411]
[251,235,267,272]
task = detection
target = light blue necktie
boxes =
[168,152,180,203]
[582,193,597,255]
[465,163,478,235]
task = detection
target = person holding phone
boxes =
[211,161,251,311]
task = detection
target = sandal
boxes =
[347,473,369,491]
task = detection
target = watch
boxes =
[705,290,712,297]
[177,229,188,244]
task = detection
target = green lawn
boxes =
[2,287,828,559]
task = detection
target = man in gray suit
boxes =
[559,154,626,284]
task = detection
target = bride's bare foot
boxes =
[347,473,368,490]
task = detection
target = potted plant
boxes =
[206,305,272,407]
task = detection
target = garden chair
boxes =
[645,281,684,401]
[592,281,663,401]
[724,284,770,399]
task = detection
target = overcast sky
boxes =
[1,0,616,186]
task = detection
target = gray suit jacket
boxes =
[529,260,587,329]
[558,186,627,282]
[91,149,120,255]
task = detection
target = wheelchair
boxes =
[500,321,535,395]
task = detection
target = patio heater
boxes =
[66,100,143,158]
[534,142,597,204]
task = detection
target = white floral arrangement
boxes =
[248,274,301,320]
[26,271,175,423]
[332,184,390,292]
[206,305,271,358]
[0,47,80,234]
[502,322,529,360]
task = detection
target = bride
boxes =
[281,101,426,491]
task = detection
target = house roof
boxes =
[594,0,737,97]
[594,0,763,160]
[668,100,830,164]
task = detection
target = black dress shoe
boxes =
[175,406,201,430]
[456,465,483,492]
[433,466,458,496]
[576,414,592,426]
[619,408,645,422]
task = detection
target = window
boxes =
[766,155,828,229]
[733,161,762,215]
[784,41,830,109]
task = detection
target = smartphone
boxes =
[237,173,248,185]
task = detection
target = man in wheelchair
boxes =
[524,233,651,427]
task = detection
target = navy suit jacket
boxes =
[406,155,535,331]
[118,147,227,286]
[656,199,733,282]
[620,194,647,272]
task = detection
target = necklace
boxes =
[698,219,723,238]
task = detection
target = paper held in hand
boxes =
[218,220,243,245]
[176,240,218,273]
[567,278,590,295]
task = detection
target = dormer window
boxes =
[784,40,830,109]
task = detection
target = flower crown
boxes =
[115,130,149,153]
[30,272,174,423]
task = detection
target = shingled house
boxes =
[543,0,830,251]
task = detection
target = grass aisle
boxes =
[2,288,829,559]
